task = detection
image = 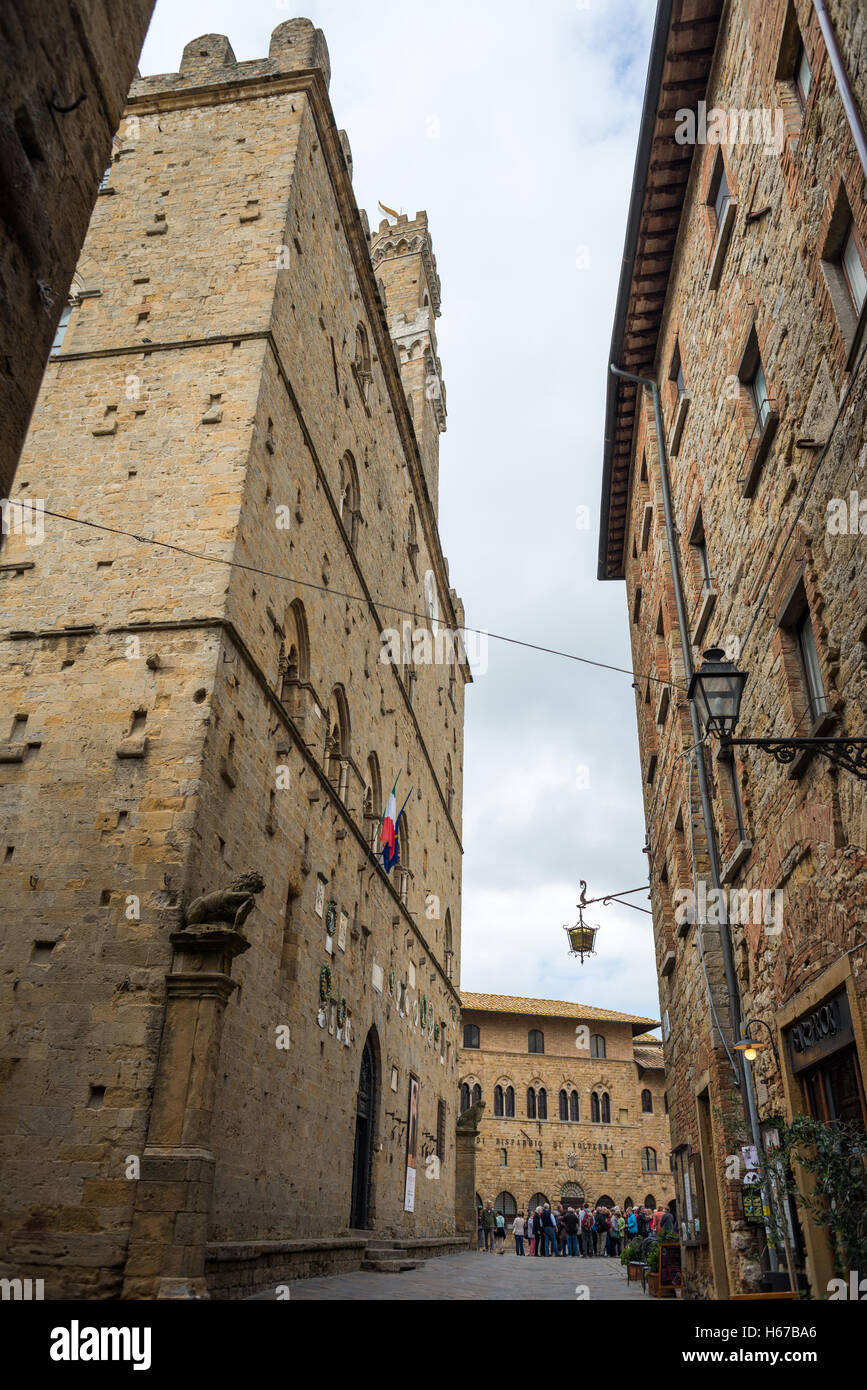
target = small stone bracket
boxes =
[146,212,167,237]
[116,735,148,759]
[202,394,223,424]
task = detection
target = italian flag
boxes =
[379,777,399,873]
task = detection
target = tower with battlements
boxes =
[0,19,469,1299]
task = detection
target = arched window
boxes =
[569,1091,579,1122]
[396,812,410,905]
[459,1083,470,1113]
[445,754,454,817]
[590,1034,606,1059]
[280,599,310,702]
[641,1147,658,1173]
[353,323,372,402]
[324,686,351,801]
[601,1092,611,1124]
[505,1085,515,1118]
[559,1089,568,1121]
[363,753,382,852]
[463,1024,480,1050]
[494,1085,504,1117]
[471,1083,481,1107]
[407,506,419,576]
[644,1193,657,1209]
[537,1087,548,1120]
[338,451,361,548]
[529,1191,549,1212]
[641,1088,653,1114]
[596,1192,615,1209]
[444,909,454,981]
[494,1191,517,1218]
[526,1087,536,1120]
[591,1092,600,1124]
[528,1029,544,1054]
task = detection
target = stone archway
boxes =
[560,1181,584,1205]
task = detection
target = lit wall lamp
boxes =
[732,1018,779,1067]
[689,648,867,781]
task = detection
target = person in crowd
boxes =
[527,1209,536,1256]
[651,1206,664,1234]
[626,1205,638,1241]
[512,1210,526,1255]
[660,1205,677,1235]
[595,1204,610,1256]
[608,1207,622,1259]
[540,1203,558,1256]
[636,1205,650,1238]
[534,1206,545,1256]
[494,1208,506,1254]
[482,1199,496,1253]
[477,1204,484,1251]
[563,1205,580,1257]
[581,1202,595,1256]
[556,1208,567,1257]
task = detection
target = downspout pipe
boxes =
[609,361,779,1273]
[812,0,867,184]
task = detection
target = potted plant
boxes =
[623,1235,644,1282]
[645,1237,662,1296]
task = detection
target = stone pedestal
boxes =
[121,924,250,1299]
[454,1102,484,1237]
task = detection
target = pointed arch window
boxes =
[338,451,361,549]
[353,323,372,403]
[641,1088,653,1114]
[641,1147,658,1173]
[569,1091,579,1122]
[494,1085,504,1117]
[591,1092,600,1124]
[559,1089,569,1121]
[601,1092,611,1124]
[527,1087,536,1120]
[537,1087,548,1120]
[460,1082,470,1113]
[324,686,351,802]
[504,1085,515,1118]
[471,1083,481,1107]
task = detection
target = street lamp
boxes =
[687,648,747,738]
[564,910,598,963]
[690,647,867,781]
[732,1019,779,1068]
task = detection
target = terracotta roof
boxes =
[460,992,659,1035]
[633,1032,662,1045]
[634,1049,666,1069]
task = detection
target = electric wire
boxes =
[36,506,685,691]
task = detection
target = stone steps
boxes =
[361,1257,424,1273]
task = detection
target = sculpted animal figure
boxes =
[456,1100,486,1132]
[184,872,265,932]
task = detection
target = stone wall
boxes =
[0,0,155,499]
[0,20,467,1298]
[611,0,867,1297]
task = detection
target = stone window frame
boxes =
[773,2,815,154]
[774,571,836,775]
[641,1088,653,1115]
[462,1022,480,1050]
[817,175,867,368]
[703,146,737,291]
[685,501,717,648]
[641,1146,658,1173]
[731,316,779,498]
[528,1028,545,1055]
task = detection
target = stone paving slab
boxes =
[248,1250,652,1301]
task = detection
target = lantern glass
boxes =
[689,648,747,737]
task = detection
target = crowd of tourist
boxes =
[477,1199,676,1256]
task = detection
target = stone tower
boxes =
[0,19,468,1298]
[370,214,446,510]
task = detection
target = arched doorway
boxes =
[644,1192,657,1209]
[560,1182,584,1207]
[350,1032,377,1229]
[595,1193,615,1209]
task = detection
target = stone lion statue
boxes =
[184,872,265,931]
[456,1099,485,1132]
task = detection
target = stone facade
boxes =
[0,20,469,1298]
[459,995,673,1218]
[599,0,867,1298]
[0,0,155,500]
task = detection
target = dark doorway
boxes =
[350,1033,377,1229]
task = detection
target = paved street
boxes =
[253,1251,652,1301]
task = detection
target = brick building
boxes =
[599,0,867,1297]
[0,20,470,1298]
[0,0,155,500]
[459,994,673,1220]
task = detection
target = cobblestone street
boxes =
[254,1251,654,1301]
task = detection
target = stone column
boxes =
[454,1101,485,1239]
[121,924,250,1299]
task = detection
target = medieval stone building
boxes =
[0,20,469,1298]
[0,0,155,500]
[459,994,673,1219]
[599,0,867,1298]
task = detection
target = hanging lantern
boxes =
[564,908,598,963]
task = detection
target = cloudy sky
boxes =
[140,0,661,1024]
